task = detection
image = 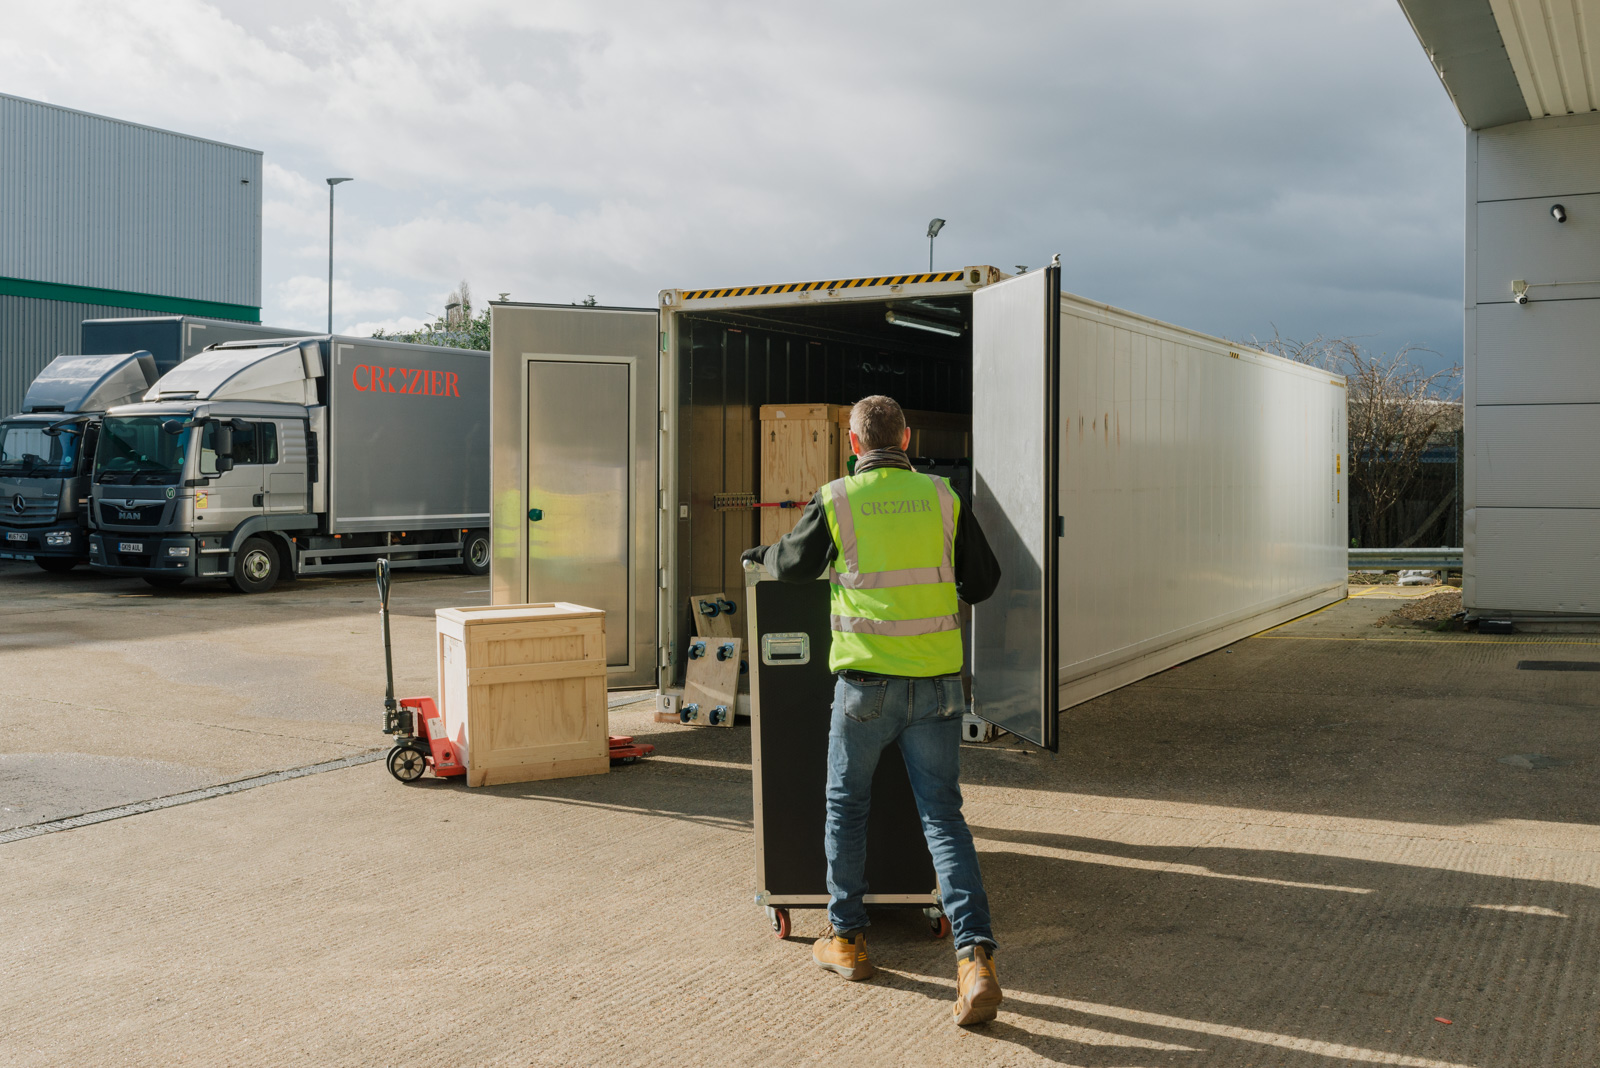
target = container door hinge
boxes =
[659,568,669,589]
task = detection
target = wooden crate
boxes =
[759,404,844,543]
[435,603,609,787]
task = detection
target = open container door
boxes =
[488,303,660,689]
[970,261,1061,750]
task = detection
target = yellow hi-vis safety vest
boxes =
[821,466,962,676]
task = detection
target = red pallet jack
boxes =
[377,559,467,783]
[376,560,655,781]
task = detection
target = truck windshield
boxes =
[95,416,188,485]
[0,419,80,478]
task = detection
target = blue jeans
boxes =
[824,672,995,950]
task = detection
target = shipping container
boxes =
[489,266,1348,742]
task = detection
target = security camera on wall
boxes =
[1512,280,1530,305]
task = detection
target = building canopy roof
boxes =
[1398,0,1600,129]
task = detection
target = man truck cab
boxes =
[0,352,159,571]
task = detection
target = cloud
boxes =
[0,1,1465,364]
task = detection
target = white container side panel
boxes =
[1466,507,1600,614]
[1055,299,1346,690]
[1477,299,1600,404]
[1475,404,1600,508]
[1474,192,1600,305]
[1477,112,1600,201]
[0,95,261,305]
[0,294,151,417]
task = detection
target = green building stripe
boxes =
[0,276,260,322]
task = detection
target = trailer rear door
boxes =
[970,263,1061,750]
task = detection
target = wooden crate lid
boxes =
[759,403,845,422]
[436,603,604,626]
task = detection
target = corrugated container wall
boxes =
[0,94,261,306]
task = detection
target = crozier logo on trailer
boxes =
[351,365,462,397]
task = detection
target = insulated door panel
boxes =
[971,266,1060,750]
[525,359,632,667]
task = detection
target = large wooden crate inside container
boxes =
[436,603,609,786]
[759,404,844,543]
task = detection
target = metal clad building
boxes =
[1399,0,1600,621]
[0,93,262,414]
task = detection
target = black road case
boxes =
[744,565,948,939]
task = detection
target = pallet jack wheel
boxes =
[925,907,951,939]
[387,745,427,783]
[765,906,791,940]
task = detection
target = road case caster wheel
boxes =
[924,907,951,939]
[766,906,791,940]
[387,745,427,783]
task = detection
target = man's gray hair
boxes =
[850,395,906,451]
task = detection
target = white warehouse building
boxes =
[1399,1,1600,624]
[0,93,264,414]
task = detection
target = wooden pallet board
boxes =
[679,636,744,727]
[689,591,739,638]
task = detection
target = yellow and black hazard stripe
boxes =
[679,270,968,302]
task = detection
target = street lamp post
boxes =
[326,177,353,333]
[926,218,946,272]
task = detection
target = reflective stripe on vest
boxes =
[829,613,961,636]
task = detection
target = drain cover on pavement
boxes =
[1517,660,1600,672]
[1499,754,1566,770]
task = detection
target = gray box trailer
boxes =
[489,266,1347,742]
[88,336,490,591]
[81,316,312,377]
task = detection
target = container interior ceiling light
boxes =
[885,309,962,337]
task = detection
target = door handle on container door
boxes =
[527,508,543,521]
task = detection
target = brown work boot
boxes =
[953,943,1002,1025]
[812,925,875,981]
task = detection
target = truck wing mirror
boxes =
[213,422,235,458]
[215,455,235,474]
[161,419,186,435]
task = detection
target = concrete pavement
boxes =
[5,572,1600,1066]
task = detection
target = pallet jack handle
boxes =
[376,558,396,714]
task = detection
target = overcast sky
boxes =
[2,1,1465,369]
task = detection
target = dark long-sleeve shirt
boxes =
[756,460,1002,606]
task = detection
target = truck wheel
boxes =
[459,529,490,576]
[229,537,280,594]
[35,558,76,574]
[143,575,185,589]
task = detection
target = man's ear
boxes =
[900,426,912,451]
[849,430,863,456]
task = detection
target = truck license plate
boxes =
[118,541,144,553]
[5,532,25,542]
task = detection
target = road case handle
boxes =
[760,632,810,666]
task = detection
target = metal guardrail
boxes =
[1349,548,1463,570]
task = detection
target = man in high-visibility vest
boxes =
[741,394,1004,1027]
